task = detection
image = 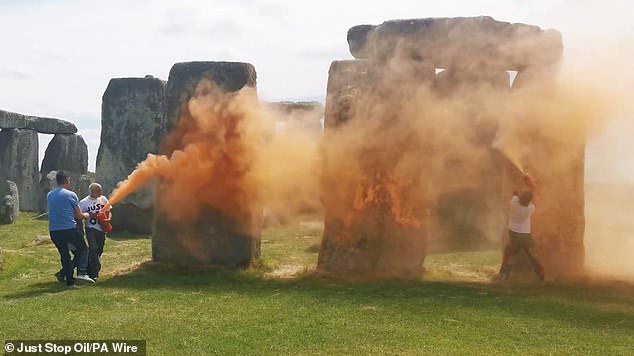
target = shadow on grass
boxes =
[3,281,76,299]
[304,243,320,253]
[90,261,634,332]
[4,260,631,333]
[106,231,151,241]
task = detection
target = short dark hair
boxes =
[56,171,70,185]
[519,190,533,207]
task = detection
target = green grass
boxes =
[1,213,633,355]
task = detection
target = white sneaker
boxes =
[76,274,96,284]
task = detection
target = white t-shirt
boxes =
[79,195,109,231]
[508,195,535,234]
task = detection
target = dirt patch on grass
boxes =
[266,264,315,279]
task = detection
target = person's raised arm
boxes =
[523,173,537,206]
[523,173,537,192]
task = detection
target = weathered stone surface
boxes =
[496,53,583,279]
[153,61,260,267]
[0,129,39,211]
[38,171,57,212]
[111,202,154,235]
[77,174,92,199]
[318,59,432,277]
[348,17,563,70]
[153,202,261,267]
[0,180,19,224]
[96,76,167,233]
[436,69,510,94]
[38,135,89,211]
[165,61,257,135]
[267,101,324,132]
[324,59,434,128]
[41,134,88,174]
[425,69,510,250]
[0,109,77,134]
[324,60,379,129]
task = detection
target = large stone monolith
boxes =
[430,69,510,249]
[0,180,19,224]
[38,134,89,211]
[152,61,260,267]
[0,129,39,211]
[96,76,167,234]
[347,17,562,70]
[502,78,585,279]
[320,16,578,280]
[318,60,433,277]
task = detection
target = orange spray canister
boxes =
[97,205,113,232]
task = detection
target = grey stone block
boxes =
[347,17,563,70]
[0,109,77,134]
[0,180,19,224]
[0,129,39,211]
[153,61,260,266]
[96,76,167,233]
[38,132,91,212]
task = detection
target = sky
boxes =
[0,0,633,180]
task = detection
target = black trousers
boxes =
[499,230,544,278]
[86,228,106,279]
[50,228,88,285]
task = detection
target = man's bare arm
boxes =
[523,174,537,191]
[74,207,89,220]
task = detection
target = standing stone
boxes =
[152,61,260,267]
[531,146,585,278]
[41,134,88,174]
[96,76,167,233]
[38,134,89,211]
[323,60,378,129]
[323,17,581,280]
[503,76,585,280]
[318,59,433,277]
[0,180,19,224]
[164,61,257,136]
[432,69,510,248]
[0,129,39,211]
[39,171,57,210]
[77,174,92,200]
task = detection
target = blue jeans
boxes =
[50,228,89,285]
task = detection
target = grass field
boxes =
[1,213,633,355]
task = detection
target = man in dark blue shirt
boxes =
[47,171,95,286]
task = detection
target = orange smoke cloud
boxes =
[107,78,321,226]
[107,79,260,224]
[107,154,170,207]
[352,175,423,229]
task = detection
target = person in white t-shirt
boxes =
[79,183,112,281]
[497,174,545,281]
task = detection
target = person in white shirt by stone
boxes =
[497,173,545,281]
[79,183,112,282]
